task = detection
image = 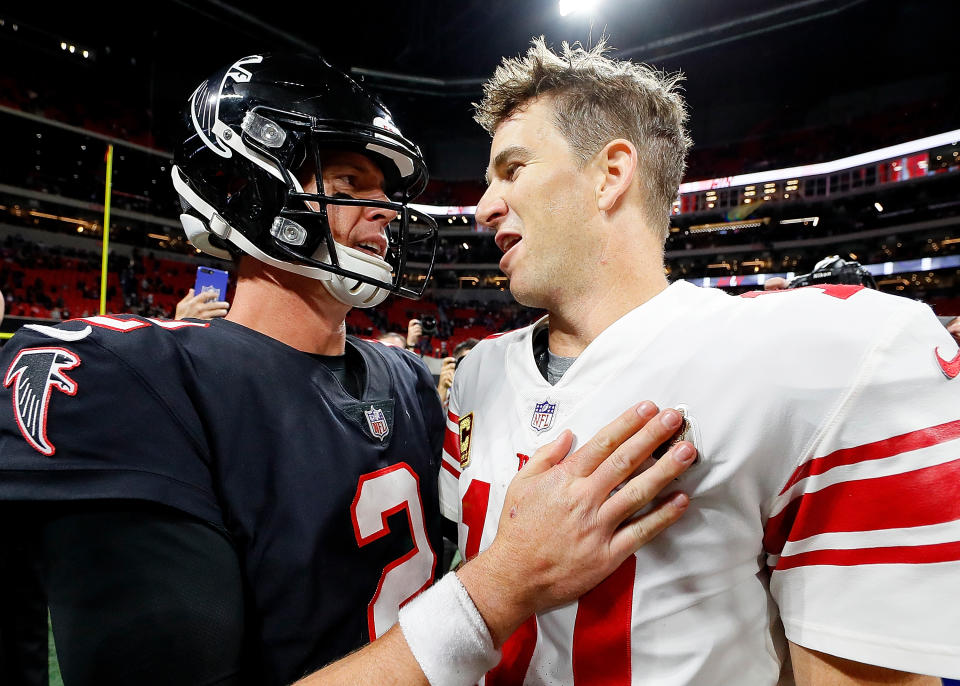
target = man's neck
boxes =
[226,260,351,355]
[546,266,668,358]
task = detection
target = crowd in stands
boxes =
[0,234,217,321]
[4,217,957,339]
[0,232,546,352]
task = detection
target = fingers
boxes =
[562,401,659,478]
[607,491,689,562]
[203,304,230,318]
[520,429,573,476]
[587,407,686,494]
[599,440,695,527]
[197,301,229,319]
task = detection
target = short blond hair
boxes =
[475,37,692,241]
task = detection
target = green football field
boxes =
[47,614,62,686]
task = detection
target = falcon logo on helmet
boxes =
[189,55,263,159]
[171,53,439,309]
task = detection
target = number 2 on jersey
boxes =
[351,463,437,640]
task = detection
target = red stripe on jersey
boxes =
[447,409,459,425]
[764,458,960,556]
[572,556,635,685]
[775,540,960,570]
[443,427,460,464]
[779,418,960,495]
[486,616,538,686]
[440,459,460,479]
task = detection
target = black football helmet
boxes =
[789,255,878,290]
[171,53,439,307]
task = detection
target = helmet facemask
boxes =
[239,107,439,307]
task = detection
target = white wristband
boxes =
[398,571,502,686]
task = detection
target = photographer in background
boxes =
[437,337,479,407]
[405,317,425,353]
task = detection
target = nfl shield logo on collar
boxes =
[530,400,557,433]
[364,405,389,441]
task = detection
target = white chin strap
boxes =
[171,165,392,308]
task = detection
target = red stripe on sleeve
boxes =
[447,409,459,425]
[443,427,459,462]
[779,418,960,495]
[764,458,960,556]
[572,556,635,685]
[440,459,460,479]
[775,540,960,571]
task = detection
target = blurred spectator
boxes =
[406,318,423,353]
[947,316,960,345]
[377,331,407,348]
[437,337,479,406]
[174,288,230,320]
[763,277,789,291]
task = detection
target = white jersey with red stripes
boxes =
[439,280,960,685]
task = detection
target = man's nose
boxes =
[362,193,398,224]
[476,186,507,229]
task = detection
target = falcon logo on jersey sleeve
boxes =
[3,347,81,457]
[458,413,474,469]
[530,400,557,433]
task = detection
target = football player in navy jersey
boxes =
[0,54,693,686]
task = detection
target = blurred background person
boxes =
[406,318,423,352]
[174,287,230,320]
[377,331,407,348]
[436,337,478,406]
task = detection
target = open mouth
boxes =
[353,239,387,259]
[500,235,521,253]
[496,231,522,254]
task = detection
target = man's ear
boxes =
[595,139,638,213]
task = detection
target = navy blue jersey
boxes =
[0,315,445,683]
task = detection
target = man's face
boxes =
[476,97,597,309]
[301,150,396,260]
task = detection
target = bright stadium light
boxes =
[559,0,602,17]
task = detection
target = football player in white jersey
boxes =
[439,37,960,685]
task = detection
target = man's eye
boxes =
[505,164,520,180]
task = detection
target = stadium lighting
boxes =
[559,0,602,17]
